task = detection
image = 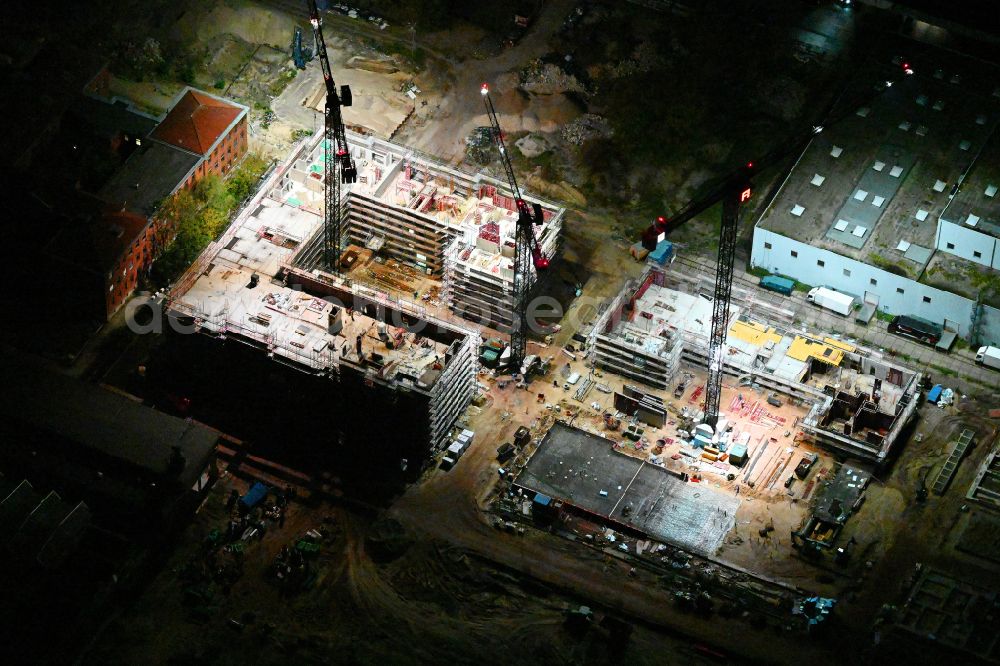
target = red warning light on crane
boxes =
[739,187,752,203]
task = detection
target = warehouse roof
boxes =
[758,49,1000,279]
[941,126,1000,241]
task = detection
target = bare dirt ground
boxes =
[85,474,728,666]
[391,0,579,164]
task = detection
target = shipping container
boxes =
[760,275,795,296]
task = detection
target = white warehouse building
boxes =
[751,50,1000,346]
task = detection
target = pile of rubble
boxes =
[520,61,585,95]
[561,114,613,146]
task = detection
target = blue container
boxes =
[760,275,795,296]
[240,481,269,510]
[926,384,943,403]
[649,240,674,265]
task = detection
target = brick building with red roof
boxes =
[150,88,249,189]
[82,85,248,319]
[44,206,157,320]
[99,87,249,218]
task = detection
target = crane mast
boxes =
[308,0,357,273]
[481,83,549,369]
[641,60,916,429]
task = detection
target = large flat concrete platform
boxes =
[516,422,739,556]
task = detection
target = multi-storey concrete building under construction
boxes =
[276,131,565,330]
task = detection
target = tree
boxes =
[194,174,233,213]
[155,188,198,247]
[226,153,270,203]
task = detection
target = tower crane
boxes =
[481,83,550,369]
[308,0,357,273]
[641,60,916,429]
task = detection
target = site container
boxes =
[760,275,795,296]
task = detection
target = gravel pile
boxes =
[560,114,612,145]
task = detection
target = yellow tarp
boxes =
[787,336,844,366]
[823,337,856,353]
[729,320,782,347]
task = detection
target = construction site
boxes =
[587,267,922,466]
[273,129,564,329]
[167,157,479,465]
[10,0,1000,664]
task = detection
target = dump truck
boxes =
[807,287,855,316]
[976,345,1000,370]
[760,275,795,296]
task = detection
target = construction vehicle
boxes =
[795,453,819,479]
[308,0,357,272]
[481,83,550,370]
[639,59,916,429]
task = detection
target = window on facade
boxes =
[896,287,905,294]
[817,260,825,267]
[923,296,931,303]
[764,242,772,249]
[946,242,955,249]
[843,268,851,277]
[870,278,877,286]
[974,250,982,258]
[790,250,798,258]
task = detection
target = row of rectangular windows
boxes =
[763,242,932,303]
[944,242,983,259]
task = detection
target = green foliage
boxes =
[867,253,908,277]
[151,155,270,284]
[531,151,559,182]
[875,309,895,323]
[213,79,225,90]
[227,153,270,204]
[178,61,197,86]
[111,37,164,79]
[966,265,1000,300]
